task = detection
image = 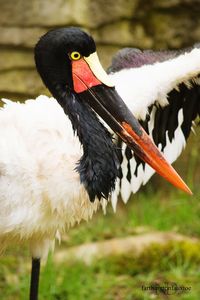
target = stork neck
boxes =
[55,87,120,201]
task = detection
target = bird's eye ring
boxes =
[70,51,81,60]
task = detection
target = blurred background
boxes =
[0,0,200,299]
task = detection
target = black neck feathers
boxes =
[57,88,120,202]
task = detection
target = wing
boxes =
[109,45,200,210]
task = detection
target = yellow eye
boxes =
[70,51,81,60]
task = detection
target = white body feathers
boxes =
[0,97,99,257]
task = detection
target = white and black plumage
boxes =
[0,27,199,299]
[109,46,200,208]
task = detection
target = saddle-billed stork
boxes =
[0,27,199,300]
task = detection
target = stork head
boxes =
[34,27,192,200]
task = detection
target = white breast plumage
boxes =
[0,96,99,257]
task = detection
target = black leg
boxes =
[29,258,41,300]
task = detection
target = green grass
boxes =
[1,240,200,299]
[1,186,200,300]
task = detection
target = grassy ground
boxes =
[0,185,200,300]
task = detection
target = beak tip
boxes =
[184,186,193,196]
[175,175,193,196]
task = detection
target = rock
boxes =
[0,69,47,97]
[147,13,200,49]
[137,0,200,10]
[0,0,89,27]
[152,0,200,8]
[54,232,199,265]
[0,0,139,28]
[93,21,153,49]
[0,27,46,48]
[88,0,139,27]
[0,50,34,71]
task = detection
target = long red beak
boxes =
[71,53,192,195]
